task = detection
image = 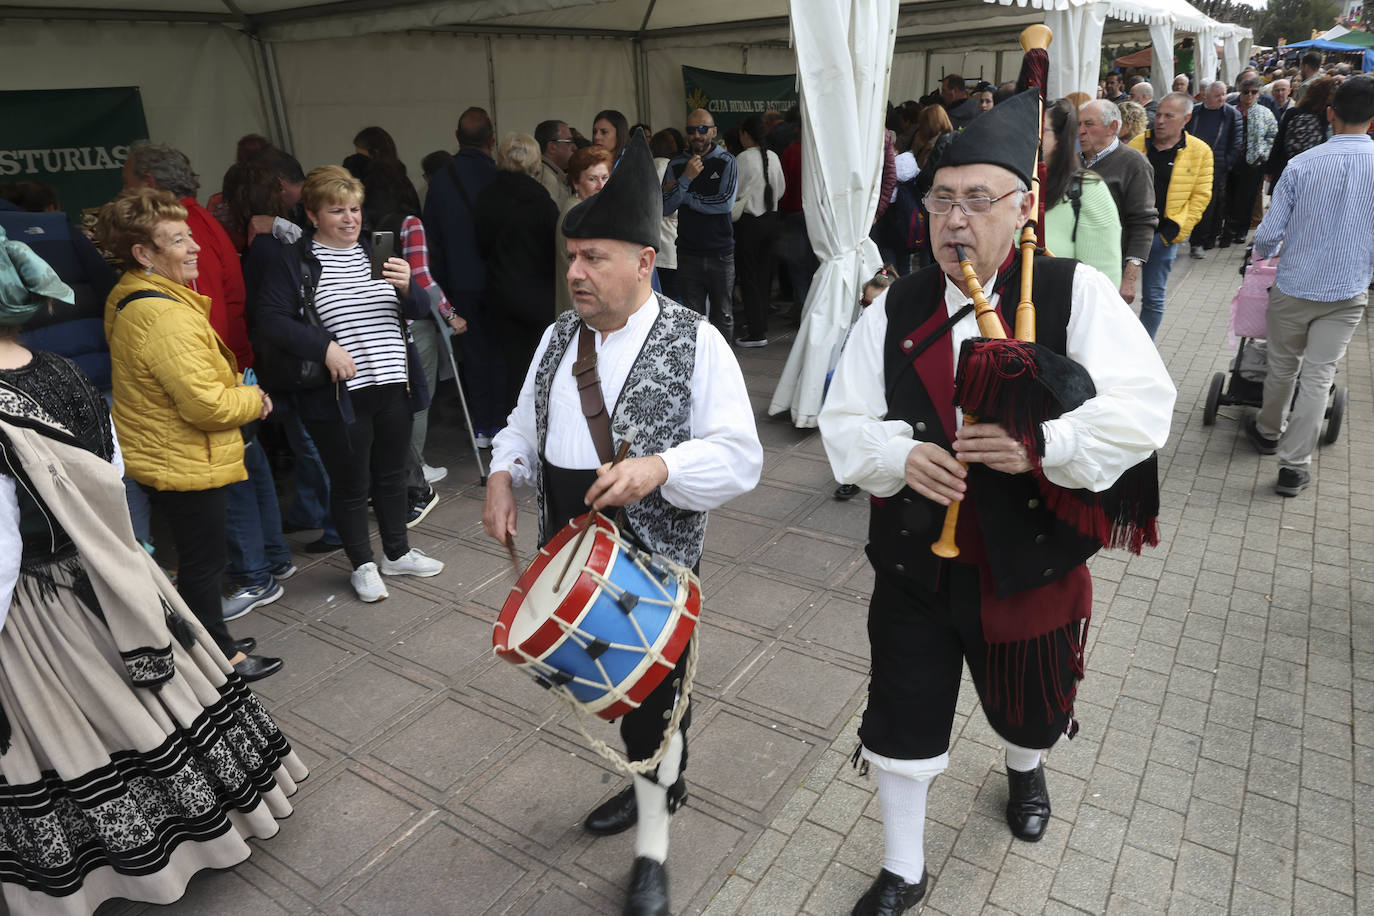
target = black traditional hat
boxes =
[928,88,1041,188]
[563,128,661,251]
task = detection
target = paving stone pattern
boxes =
[95,247,1369,915]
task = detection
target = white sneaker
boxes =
[350,562,389,602]
[380,547,445,578]
[422,463,448,484]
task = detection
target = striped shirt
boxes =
[1254,134,1374,302]
[311,241,408,390]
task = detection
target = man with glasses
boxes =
[663,108,739,339]
[1078,99,1158,305]
[1189,80,1243,256]
[1224,78,1278,247]
[1129,92,1214,338]
[819,90,1175,915]
[534,118,574,208]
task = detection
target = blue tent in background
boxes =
[1274,38,1374,73]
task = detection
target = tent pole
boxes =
[485,36,498,130]
[255,37,295,155]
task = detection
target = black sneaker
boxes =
[1244,416,1278,455]
[407,486,438,527]
[1275,467,1310,497]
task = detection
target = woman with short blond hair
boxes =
[474,133,560,409]
[253,165,443,603]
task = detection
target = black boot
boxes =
[585,777,687,836]
[623,857,669,916]
[1005,762,1051,841]
[851,868,928,915]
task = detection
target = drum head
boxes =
[507,521,602,647]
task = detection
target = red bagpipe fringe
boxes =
[953,337,1161,556]
[983,618,1089,731]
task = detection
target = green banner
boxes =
[681,66,798,133]
[0,87,149,214]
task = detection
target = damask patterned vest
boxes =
[533,295,708,568]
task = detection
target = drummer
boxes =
[483,129,762,916]
[818,91,1176,915]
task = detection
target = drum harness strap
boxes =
[573,322,616,465]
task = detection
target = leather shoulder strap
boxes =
[572,321,615,464]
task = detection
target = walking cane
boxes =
[429,296,488,484]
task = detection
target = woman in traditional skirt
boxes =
[0,227,308,914]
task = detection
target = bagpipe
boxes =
[931,24,1160,561]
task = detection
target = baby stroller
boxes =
[1201,248,1347,443]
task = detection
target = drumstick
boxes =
[503,532,521,578]
[555,434,637,592]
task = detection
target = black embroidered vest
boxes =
[871,256,1103,597]
[533,295,708,567]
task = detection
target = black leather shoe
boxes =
[584,776,687,836]
[851,868,928,915]
[623,857,669,916]
[304,537,342,554]
[233,654,283,682]
[1218,236,1232,249]
[1006,763,1051,842]
[232,637,257,655]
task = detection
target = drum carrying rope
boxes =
[558,632,698,778]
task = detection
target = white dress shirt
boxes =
[818,263,1175,497]
[732,147,786,220]
[491,293,763,512]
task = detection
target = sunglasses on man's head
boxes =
[686,125,713,135]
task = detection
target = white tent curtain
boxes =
[1195,26,1218,84]
[769,0,896,428]
[1045,4,1108,98]
[1149,21,1175,93]
[1221,31,1241,85]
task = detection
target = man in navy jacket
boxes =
[423,107,504,441]
[1189,80,1244,256]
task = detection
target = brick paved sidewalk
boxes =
[89,244,1369,916]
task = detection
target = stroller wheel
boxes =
[1324,387,1347,445]
[1204,372,1225,426]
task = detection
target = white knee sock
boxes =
[876,768,932,885]
[633,731,683,864]
[1004,741,1043,773]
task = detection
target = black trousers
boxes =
[305,383,412,569]
[861,563,1080,760]
[143,485,236,658]
[543,463,692,776]
[1192,169,1230,248]
[734,212,781,341]
[1226,162,1266,242]
[677,250,735,340]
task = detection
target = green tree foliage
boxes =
[1252,0,1344,47]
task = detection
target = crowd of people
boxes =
[0,49,1369,915]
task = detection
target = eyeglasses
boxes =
[685,125,713,135]
[923,188,1019,216]
[1242,89,1260,95]
[553,138,575,143]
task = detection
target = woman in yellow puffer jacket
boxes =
[98,187,283,682]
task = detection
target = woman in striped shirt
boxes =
[254,166,443,603]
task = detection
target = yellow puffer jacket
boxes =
[1129,131,1213,246]
[104,271,261,491]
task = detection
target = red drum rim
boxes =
[493,514,617,659]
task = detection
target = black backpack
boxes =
[874,175,924,253]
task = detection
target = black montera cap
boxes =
[562,128,661,251]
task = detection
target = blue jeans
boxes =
[677,250,735,339]
[1139,234,1179,339]
[226,435,293,589]
[274,399,339,542]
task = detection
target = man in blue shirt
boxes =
[1245,76,1374,497]
[663,108,738,339]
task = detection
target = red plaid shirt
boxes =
[401,215,454,321]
